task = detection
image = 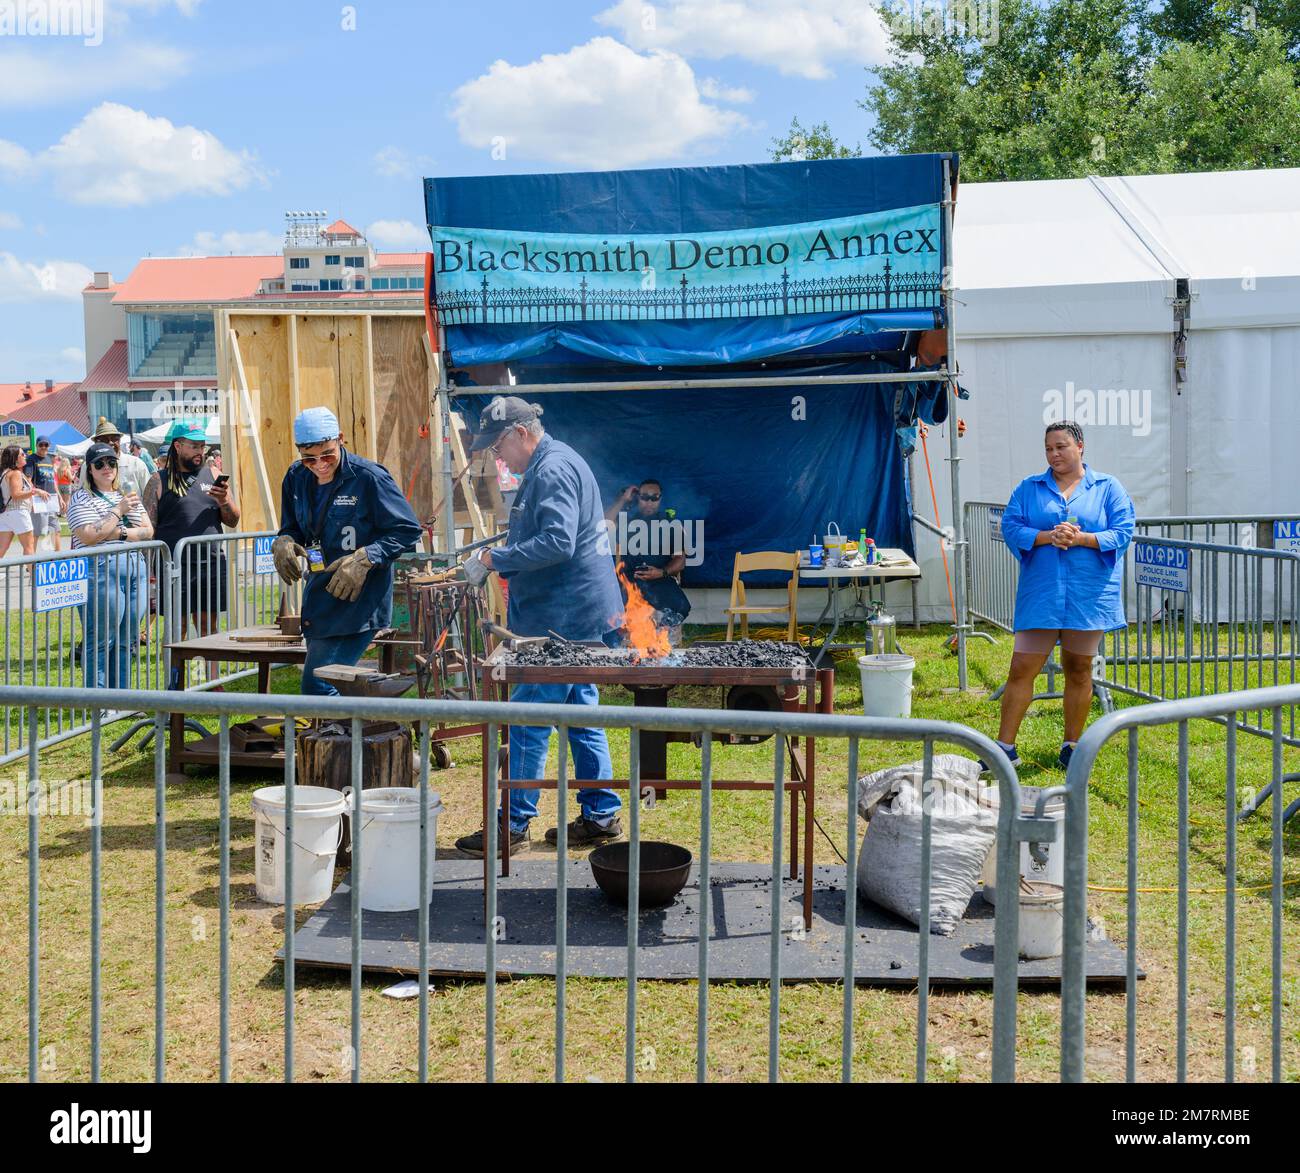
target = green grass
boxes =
[0,623,1296,1082]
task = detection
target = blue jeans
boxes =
[81,550,146,690]
[301,631,374,696]
[506,682,620,832]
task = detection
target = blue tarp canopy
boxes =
[423,154,959,585]
[22,419,86,446]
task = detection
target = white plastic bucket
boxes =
[251,785,347,906]
[980,789,1065,905]
[347,787,443,912]
[858,654,915,718]
[1018,881,1065,959]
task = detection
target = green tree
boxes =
[775,0,1300,179]
[770,117,860,162]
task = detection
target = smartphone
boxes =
[214,474,230,486]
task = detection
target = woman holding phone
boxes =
[67,441,154,689]
[994,421,1135,770]
[0,444,53,558]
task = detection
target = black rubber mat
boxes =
[282,860,1135,986]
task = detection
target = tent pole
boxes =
[942,157,969,690]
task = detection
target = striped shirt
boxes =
[67,488,147,550]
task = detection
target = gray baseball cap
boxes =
[469,395,543,452]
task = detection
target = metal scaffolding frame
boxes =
[423,158,970,687]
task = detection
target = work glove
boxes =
[271,535,307,585]
[323,547,374,603]
[461,549,491,586]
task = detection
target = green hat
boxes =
[166,418,208,443]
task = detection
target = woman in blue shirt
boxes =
[995,421,1134,769]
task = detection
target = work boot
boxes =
[545,816,623,848]
[454,824,530,858]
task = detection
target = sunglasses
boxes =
[299,448,340,466]
[638,492,661,502]
[91,457,118,471]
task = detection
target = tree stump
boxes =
[296,720,414,864]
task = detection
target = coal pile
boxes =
[505,638,809,670]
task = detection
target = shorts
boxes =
[0,510,33,535]
[1013,628,1103,656]
[162,559,229,617]
[32,511,57,537]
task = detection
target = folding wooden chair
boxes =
[723,550,800,641]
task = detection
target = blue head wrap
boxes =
[294,407,341,445]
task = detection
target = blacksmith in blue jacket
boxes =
[454,396,625,858]
[271,407,422,695]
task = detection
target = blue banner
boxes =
[431,204,942,326]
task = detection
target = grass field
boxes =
[0,623,1296,1082]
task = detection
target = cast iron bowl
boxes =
[588,841,693,908]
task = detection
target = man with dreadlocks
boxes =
[144,419,240,676]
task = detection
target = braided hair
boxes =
[1045,419,1084,446]
[164,441,198,497]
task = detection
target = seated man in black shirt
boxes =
[604,478,692,630]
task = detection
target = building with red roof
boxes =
[76,214,429,436]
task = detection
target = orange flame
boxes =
[616,563,671,661]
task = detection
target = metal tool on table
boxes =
[481,620,548,652]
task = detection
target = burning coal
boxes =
[614,562,672,661]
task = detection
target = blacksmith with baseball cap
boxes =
[270,406,421,695]
[455,395,626,858]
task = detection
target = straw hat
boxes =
[93,416,124,440]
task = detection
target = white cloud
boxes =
[21,102,265,207]
[451,37,748,168]
[0,139,33,177]
[366,219,430,251]
[61,345,86,367]
[373,146,433,179]
[0,211,20,229]
[176,228,282,256]
[0,42,191,107]
[0,252,94,302]
[596,0,891,80]
[699,77,754,102]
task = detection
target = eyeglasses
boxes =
[91,457,118,471]
[639,493,661,502]
[489,430,514,456]
[299,447,340,466]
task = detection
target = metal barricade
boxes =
[964,500,1017,633]
[1101,535,1299,746]
[1061,683,1300,1082]
[5,683,1037,1083]
[168,531,298,691]
[0,542,170,766]
[1135,513,1300,550]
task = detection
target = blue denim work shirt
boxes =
[1000,465,1135,632]
[492,434,624,641]
[278,449,422,639]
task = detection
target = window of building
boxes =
[389,277,408,290]
[353,278,365,290]
[288,257,309,269]
[371,277,390,290]
[344,255,365,268]
[324,255,340,266]
[410,276,424,290]
[320,278,343,291]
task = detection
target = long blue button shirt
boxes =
[278,449,422,639]
[493,434,624,641]
[1000,465,1135,632]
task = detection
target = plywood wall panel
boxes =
[372,316,433,523]
[229,313,294,532]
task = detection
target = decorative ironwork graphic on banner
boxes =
[430,204,943,325]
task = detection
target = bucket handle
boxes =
[262,814,344,858]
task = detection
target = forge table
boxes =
[165,623,311,778]
[798,549,922,665]
[479,649,835,929]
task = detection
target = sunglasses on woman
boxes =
[91,457,118,470]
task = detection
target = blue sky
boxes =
[0,0,888,381]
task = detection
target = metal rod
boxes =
[1126,728,1138,1083]
[626,734,640,1083]
[842,737,858,1083]
[283,717,295,1082]
[485,722,498,1083]
[1224,720,1236,1083]
[555,732,568,1084]
[449,369,944,396]
[154,710,166,1082]
[219,716,231,1083]
[418,722,431,1084]
[90,710,102,1082]
[769,733,785,1083]
[27,707,38,1082]
[697,733,711,1084]
[350,716,362,1083]
[917,738,933,1081]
